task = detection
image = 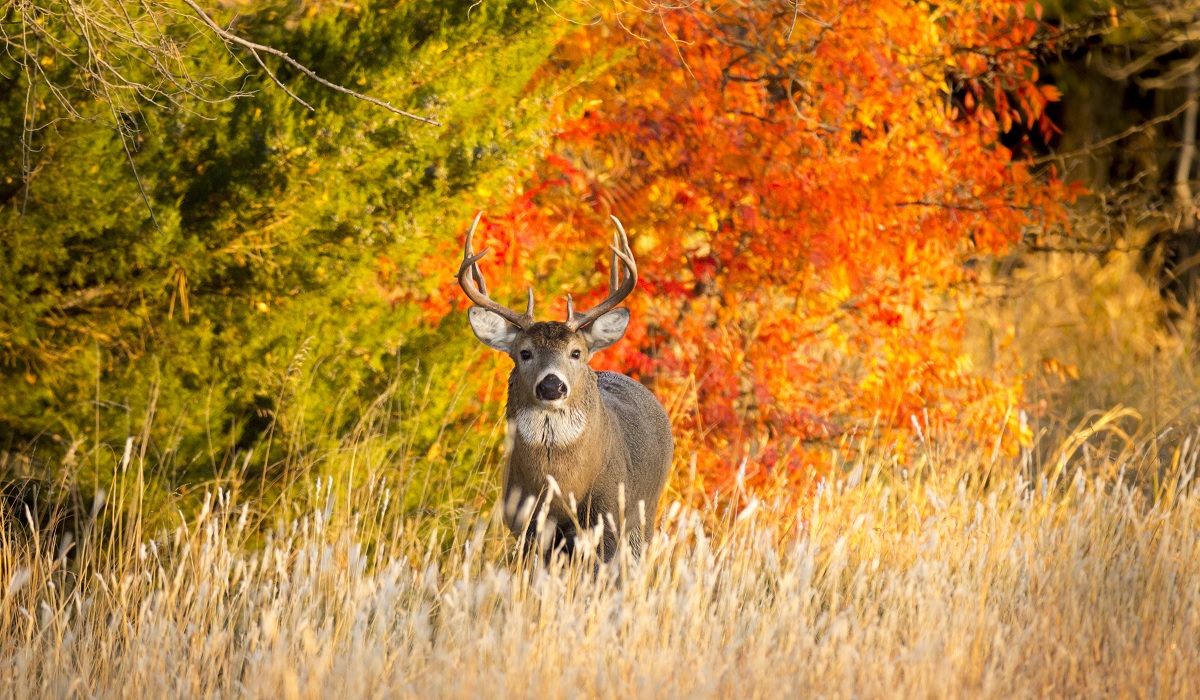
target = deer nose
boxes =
[535,374,568,401]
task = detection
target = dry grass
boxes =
[3,419,1200,699]
[967,229,1200,442]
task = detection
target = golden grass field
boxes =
[3,416,1199,698]
[5,239,1200,698]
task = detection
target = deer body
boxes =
[506,357,673,558]
[457,214,674,560]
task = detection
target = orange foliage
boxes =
[429,1,1072,490]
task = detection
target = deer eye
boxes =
[519,350,532,361]
[571,349,582,359]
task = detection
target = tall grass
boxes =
[967,228,1200,444]
[4,411,1199,698]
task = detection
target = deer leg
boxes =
[585,509,621,563]
[551,523,577,561]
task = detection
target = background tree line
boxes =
[4,0,1200,515]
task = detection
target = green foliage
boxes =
[0,0,568,496]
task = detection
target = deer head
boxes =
[457,212,637,415]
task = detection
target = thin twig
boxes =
[246,44,313,111]
[891,201,1037,212]
[64,0,162,232]
[1032,98,1196,166]
[21,13,38,215]
[96,56,163,235]
[179,0,441,126]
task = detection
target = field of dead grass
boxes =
[3,416,1199,699]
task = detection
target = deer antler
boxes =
[457,211,535,329]
[565,216,638,331]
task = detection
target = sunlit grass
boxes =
[4,412,1199,698]
[967,225,1200,445]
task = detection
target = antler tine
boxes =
[610,232,620,292]
[470,257,489,296]
[565,216,638,331]
[456,211,535,329]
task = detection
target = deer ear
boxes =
[468,307,521,353]
[581,307,629,353]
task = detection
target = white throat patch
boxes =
[514,407,588,447]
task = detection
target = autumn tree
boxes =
[422,0,1071,489]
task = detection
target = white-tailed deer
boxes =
[457,212,673,561]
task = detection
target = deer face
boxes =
[468,313,628,447]
[467,313,630,407]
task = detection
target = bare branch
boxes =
[177,0,441,126]
[1095,39,1185,82]
[1032,98,1197,166]
[1175,67,1199,216]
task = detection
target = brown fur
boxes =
[491,321,674,561]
